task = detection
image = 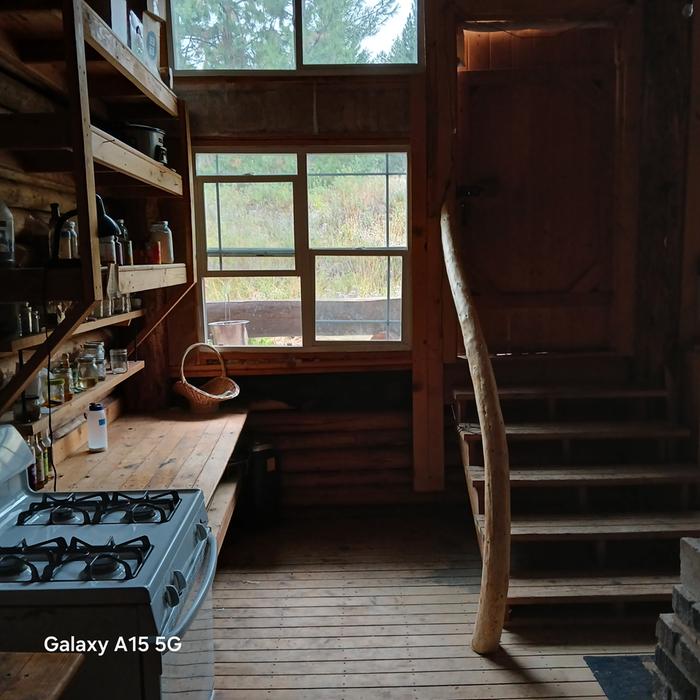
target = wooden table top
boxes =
[55,409,248,505]
[0,653,83,700]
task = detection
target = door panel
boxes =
[457,28,617,353]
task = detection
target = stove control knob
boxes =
[172,570,186,594]
[195,523,208,542]
[164,584,180,607]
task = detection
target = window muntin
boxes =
[196,150,409,349]
[171,0,419,71]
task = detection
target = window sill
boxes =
[171,349,411,376]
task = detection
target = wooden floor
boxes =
[213,506,656,699]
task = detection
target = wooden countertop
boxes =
[0,652,83,700]
[55,409,247,506]
[54,408,248,546]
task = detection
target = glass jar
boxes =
[48,378,65,406]
[110,349,128,374]
[99,235,116,264]
[76,356,99,391]
[149,221,174,263]
[53,366,74,401]
[83,341,105,361]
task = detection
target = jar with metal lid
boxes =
[76,356,99,391]
[83,341,105,361]
[149,221,174,264]
[110,348,128,374]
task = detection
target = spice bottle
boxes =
[26,437,37,490]
[33,435,45,490]
[20,303,33,336]
[40,432,52,486]
[69,221,79,259]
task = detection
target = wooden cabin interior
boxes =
[0,0,699,698]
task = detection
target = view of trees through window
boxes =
[171,0,418,70]
[196,152,409,347]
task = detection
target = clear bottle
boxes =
[40,432,52,486]
[95,357,106,381]
[149,221,174,264]
[117,219,134,265]
[69,221,79,259]
[87,402,108,452]
[0,200,15,267]
[32,308,41,334]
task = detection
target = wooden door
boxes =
[457,28,618,353]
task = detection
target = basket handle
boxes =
[180,343,227,383]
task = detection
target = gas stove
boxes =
[0,425,216,700]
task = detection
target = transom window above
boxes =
[195,150,410,348]
[170,0,419,72]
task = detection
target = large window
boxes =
[170,0,418,71]
[195,151,410,348]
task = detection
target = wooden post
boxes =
[441,200,510,655]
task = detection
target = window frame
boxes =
[193,146,412,352]
[167,0,425,76]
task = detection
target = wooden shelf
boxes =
[115,264,188,294]
[16,360,144,436]
[0,2,178,117]
[0,310,145,354]
[0,117,183,197]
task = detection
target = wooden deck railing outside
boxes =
[440,200,511,655]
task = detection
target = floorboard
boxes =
[214,506,655,699]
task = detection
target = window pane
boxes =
[307,153,408,248]
[315,256,402,341]
[204,277,302,347]
[204,182,295,271]
[302,0,418,65]
[196,153,297,176]
[171,0,295,70]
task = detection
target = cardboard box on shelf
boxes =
[142,12,161,75]
[87,0,128,44]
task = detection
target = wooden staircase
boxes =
[453,368,700,617]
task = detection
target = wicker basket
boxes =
[173,343,240,414]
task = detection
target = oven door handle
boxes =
[163,531,217,641]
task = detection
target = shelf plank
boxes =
[0,310,145,354]
[116,264,187,294]
[82,3,178,116]
[16,360,144,435]
[91,126,182,196]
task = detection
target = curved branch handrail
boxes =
[440,200,511,655]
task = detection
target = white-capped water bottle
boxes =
[87,402,108,452]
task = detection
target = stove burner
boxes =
[40,536,152,582]
[50,505,87,525]
[87,554,123,579]
[0,537,68,582]
[132,503,158,523]
[94,491,180,524]
[17,493,110,526]
[0,555,28,577]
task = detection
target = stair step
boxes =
[475,511,700,541]
[507,573,676,604]
[459,420,690,442]
[454,385,667,402]
[467,464,700,488]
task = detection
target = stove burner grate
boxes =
[0,537,68,582]
[17,493,110,526]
